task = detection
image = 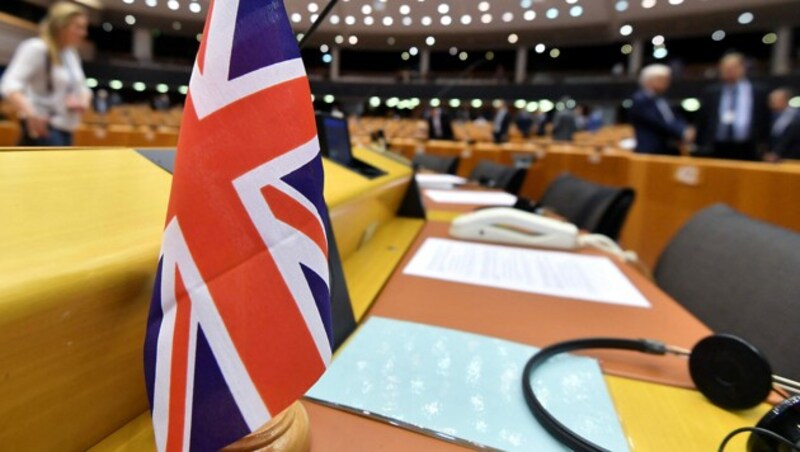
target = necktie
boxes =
[724,85,738,141]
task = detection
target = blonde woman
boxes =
[1,1,92,146]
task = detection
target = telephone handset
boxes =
[449,207,580,250]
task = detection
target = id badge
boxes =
[721,111,736,124]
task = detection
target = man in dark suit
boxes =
[492,101,511,143]
[427,106,454,140]
[629,64,693,156]
[765,88,800,161]
[696,53,770,161]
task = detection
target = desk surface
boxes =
[6,149,769,452]
[307,222,770,451]
[93,221,772,452]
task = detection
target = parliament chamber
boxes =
[1,0,800,451]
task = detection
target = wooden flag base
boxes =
[222,402,310,452]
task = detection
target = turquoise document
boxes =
[307,317,629,451]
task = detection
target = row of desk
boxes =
[0,146,772,451]
[391,140,800,267]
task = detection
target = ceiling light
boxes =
[762,33,778,45]
[738,12,754,25]
[546,8,559,19]
[508,33,519,44]
[438,3,449,14]
[524,10,536,21]
[711,30,726,41]
[620,24,633,36]
[426,36,436,46]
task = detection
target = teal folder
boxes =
[307,317,629,451]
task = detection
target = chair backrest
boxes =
[654,204,800,379]
[538,173,635,240]
[468,160,526,195]
[412,153,459,175]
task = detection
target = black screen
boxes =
[320,116,353,167]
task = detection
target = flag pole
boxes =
[298,0,340,49]
[222,401,311,452]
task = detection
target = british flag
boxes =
[143,1,332,450]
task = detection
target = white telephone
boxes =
[449,207,580,250]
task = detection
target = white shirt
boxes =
[772,108,797,138]
[1,38,90,131]
[493,108,508,133]
[716,80,753,142]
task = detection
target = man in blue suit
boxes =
[629,64,693,156]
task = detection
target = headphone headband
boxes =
[522,335,798,452]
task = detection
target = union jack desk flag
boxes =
[143,1,332,450]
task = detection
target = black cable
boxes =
[522,338,669,452]
[717,427,800,452]
[298,0,340,49]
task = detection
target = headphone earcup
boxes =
[747,396,800,452]
[689,335,773,410]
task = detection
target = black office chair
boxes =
[654,204,800,379]
[412,153,460,175]
[538,173,635,241]
[469,160,527,195]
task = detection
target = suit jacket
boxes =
[772,113,800,160]
[696,81,770,151]
[552,110,579,141]
[427,113,454,140]
[492,109,512,143]
[629,90,685,156]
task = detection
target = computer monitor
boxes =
[316,113,353,167]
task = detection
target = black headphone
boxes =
[522,334,800,452]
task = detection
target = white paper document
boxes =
[424,189,518,206]
[403,238,650,308]
[415,173,468,190]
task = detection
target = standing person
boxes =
[552,98,580,142]
[629,64,693,156]
[1,1,91,146]
[492,101,511,143]
[696,53,770,160]
[515,108,534,138]
[765,88,800,161]
[427,105,454,140]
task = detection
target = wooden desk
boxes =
[0,147,421,451]
[309,222,771,451]
[1,147,772,451]
[94,222,771,451]
[518,148,800,267]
